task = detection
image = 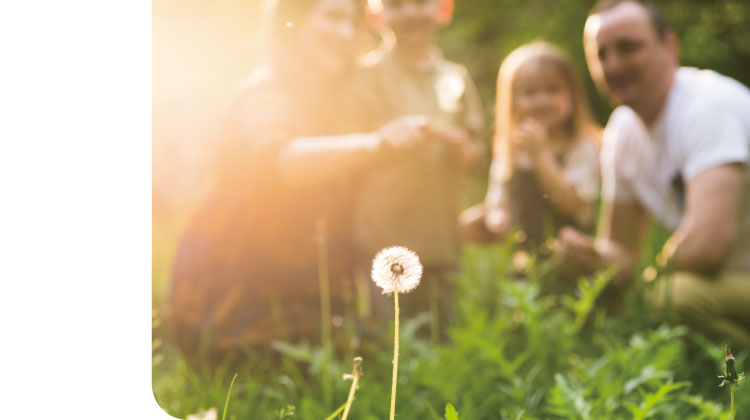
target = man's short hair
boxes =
[590,0,671,39]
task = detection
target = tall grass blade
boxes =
[323,403,347,420]
[221,373,238,420]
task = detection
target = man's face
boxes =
[583,1,674,107]
[382,0,440,49]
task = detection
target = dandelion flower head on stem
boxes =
[371,246,422,294]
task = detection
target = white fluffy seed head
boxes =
[371,246,422,294]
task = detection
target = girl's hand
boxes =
[512,118,548,158]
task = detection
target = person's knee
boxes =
[663,271,714,327]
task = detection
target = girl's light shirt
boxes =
[486,137,600,208]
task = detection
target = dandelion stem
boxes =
[371,247,422,420]
[731,383,735,420]
[390,291,400,420]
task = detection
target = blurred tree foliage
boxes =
[438,0,750,126]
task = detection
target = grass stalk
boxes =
[323,403,347,420]
[341,375,360,420]
[221,373,238,420]
[315,220,333,406]
[341,357,363,420]
[429,275,439,347]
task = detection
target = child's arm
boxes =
[278,115,431,188]
[458,157,510,243]
[532,150,595,227]
[483,158,511,236]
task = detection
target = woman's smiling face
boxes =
[298,0,360,76]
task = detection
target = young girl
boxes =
[461,42,600,252]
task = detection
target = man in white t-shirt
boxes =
[558,0,750,348]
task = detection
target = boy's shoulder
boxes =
[433,52,469,75]
[357,46,388,70]
[357,45,469,75]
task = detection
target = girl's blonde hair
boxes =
[494,41,600,179]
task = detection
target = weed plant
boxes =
[154,240,748,419]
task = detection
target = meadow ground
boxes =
[152,234,748,420]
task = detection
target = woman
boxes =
[168,0,371,359]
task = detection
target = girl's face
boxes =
[299,0,359,76]
[512,60,574,130]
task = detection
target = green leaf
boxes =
[323,403,347,420]
[445,402,459,420]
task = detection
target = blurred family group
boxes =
[167,0,750,361]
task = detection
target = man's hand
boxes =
[557,226,600,277]
[557,225,641,288]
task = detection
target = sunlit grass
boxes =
[153,236,748,419]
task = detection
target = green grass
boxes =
[153,240,748,419]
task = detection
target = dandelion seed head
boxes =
[371,246,422,294]
[391,263,404,275]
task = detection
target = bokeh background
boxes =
[152,1,750,417]
[152,0,750,324]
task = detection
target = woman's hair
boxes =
[493,41,599,178]
[261,0,363,71]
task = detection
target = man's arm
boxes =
[658,163,745,275]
